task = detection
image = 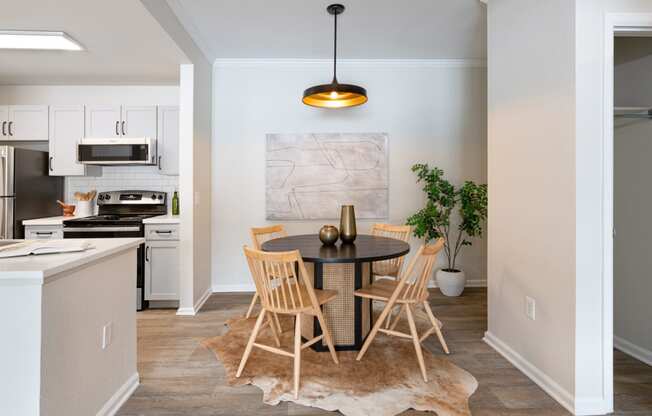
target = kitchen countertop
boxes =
[143,214,180,224]
[23,215,90,226]
[0,238,144,285]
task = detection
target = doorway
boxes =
[612,34,652,411]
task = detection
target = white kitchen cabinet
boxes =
[84,105,121,138]
[48,105,101,176]
[24,225,63,240]
[144,224,179,301]
[122,105,157,138]
[0,105,49,141]
[84,105,157,140]
[156,106,179,175]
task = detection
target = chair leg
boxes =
[293,313,302,399]
[236,309,266,378]
[423,301,449,354]
[273,312,283,334]
[389,304,405,330]
[356,298,396,361]
[406,304,428,382]
[245,292,259,318]
[267,313,281,347]
[315,308,339,364]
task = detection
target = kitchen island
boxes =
[0,238,143,416]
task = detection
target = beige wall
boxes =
[486,0,577,405]
[613,37,652,361]
[211,60,487,291]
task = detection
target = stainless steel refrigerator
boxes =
[0,146,64,239]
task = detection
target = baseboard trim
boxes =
[96,372,139,416]
[212,283,255,293]
[483,331,575,414]
[176,286,212,316]
[615,335,652,366]
[428,279,487,288]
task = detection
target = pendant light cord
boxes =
[332,10,338,84]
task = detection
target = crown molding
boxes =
[213,58,486,69]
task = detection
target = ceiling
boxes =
[0,0,188,85]
[172,0,487,61]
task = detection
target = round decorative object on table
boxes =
[319,225,339,246]
[339,205,357,243]
[261,234,410,351]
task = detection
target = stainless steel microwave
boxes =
[77,138,156,165]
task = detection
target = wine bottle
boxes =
[172,191,179,215]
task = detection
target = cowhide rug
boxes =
[202,315,477,416]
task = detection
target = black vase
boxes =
[339,205,357,243]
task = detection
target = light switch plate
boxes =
[102,322,113,349]
[525,296,536,321]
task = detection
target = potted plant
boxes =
[406,164,487,296]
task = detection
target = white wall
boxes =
[486,0,577,410]
[613,38,652,363]
[141,0,213,314]
[0,85,180,208]
[211,59,487,291]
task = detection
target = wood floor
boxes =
[118,288,652,415]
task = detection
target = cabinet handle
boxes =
[8,121,13,136]
[1,121,5,136]
[49,157,54,172]
[121,121,126,136]
[115,121,119,136]
[36,231,53,235]
[155,230,172,234]
[158,156,162,170]
[145,246,150,261]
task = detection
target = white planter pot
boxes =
[436,269,466,297]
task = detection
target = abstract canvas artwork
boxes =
[266,133,389,220]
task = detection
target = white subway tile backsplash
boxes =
[65,166,179,213]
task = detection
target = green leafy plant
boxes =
[406,164,487,272]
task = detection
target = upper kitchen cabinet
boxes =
[122,106,157,138]
[0,105,49,141]
[84,105,157,139]
[157,106,179,175]
[49,105,100,176]
[85,105,121,138]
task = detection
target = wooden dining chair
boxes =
[370,223,411,281]
[237,246,339,399]
[354,238,448,382]
[246,225,288,320]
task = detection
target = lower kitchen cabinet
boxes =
[24,225,63,239]
[144,224,180,301]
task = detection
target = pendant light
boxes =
[302,4,367,109]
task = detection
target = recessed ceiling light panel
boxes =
[0,30,83,51]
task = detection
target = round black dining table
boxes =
[261,234,410,351]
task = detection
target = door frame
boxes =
[602,13,652,413]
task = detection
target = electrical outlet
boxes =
[525,296,536,321]
[102,322,113,349]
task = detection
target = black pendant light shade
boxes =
[302,4,368,108]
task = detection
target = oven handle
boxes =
[64,226,141,232]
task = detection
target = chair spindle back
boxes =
[243,246,317,313]
[250,225,287,249]
[395,238,445,303]
[371,223,411,277]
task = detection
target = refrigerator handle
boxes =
[0,197,12,240]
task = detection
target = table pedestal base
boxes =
[301,262,373,351]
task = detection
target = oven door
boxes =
[64,226,146,310]
[77,138,155,165]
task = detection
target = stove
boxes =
[63,190,167,310]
